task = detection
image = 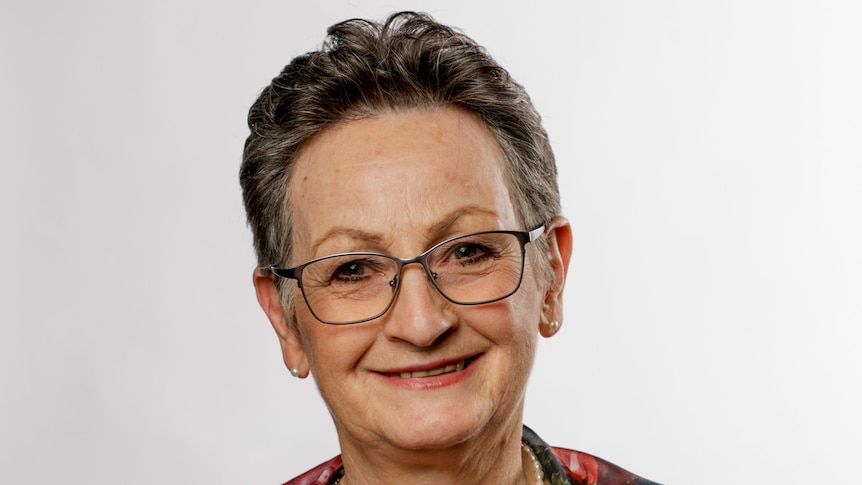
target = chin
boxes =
[380,399,499,451]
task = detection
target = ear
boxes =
[540,216,573,337]
[253,269,309,377]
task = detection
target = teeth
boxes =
[398,360,466,378]
[427,367,445,376]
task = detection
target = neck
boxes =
[336,423,532,485]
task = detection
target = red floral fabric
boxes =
[281,426,661,485]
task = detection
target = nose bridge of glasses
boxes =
[385,253,452,319]
[392,253,437,285]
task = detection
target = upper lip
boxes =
[375,353,480,375]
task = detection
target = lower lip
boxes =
[375,355,481,390]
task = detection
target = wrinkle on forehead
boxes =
[287,106,515,261]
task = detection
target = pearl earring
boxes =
[289,368,300,378]
[549,320,560,333]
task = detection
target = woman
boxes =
[241,12,660,485]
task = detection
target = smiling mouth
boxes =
[385,356,479,379]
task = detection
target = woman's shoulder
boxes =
[280,455,343,485]
[548,446,661,485]
[524,425,662,485]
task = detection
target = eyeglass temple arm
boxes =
[527,224,546,242]
[258,266,273,277]
[259,265,301,282]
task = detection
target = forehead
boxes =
[287,106,516,256]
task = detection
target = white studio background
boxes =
[1,1,860,484]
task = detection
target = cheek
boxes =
[298,309,378,373]
[470,286,542,350]
[499,281,543,360]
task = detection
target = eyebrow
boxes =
[309,227,385,255]
[425,205,501,236]
[309,205,502,255]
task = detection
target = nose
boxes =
[382,261,457,347]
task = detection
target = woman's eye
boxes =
[333,261,372,279]
[451,243,490,261]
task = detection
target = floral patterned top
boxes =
[280,425,661,485]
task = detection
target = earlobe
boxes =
[540,216,572,338]
[253,269,309,377]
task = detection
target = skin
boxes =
[254,106,572,485]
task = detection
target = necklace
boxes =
[521,442,546,485]
[333,443,546,485]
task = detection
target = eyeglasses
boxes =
[265,225,546,325]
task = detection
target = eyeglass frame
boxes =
[262,224,547,325]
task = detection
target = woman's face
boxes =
[277,106,553,454]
